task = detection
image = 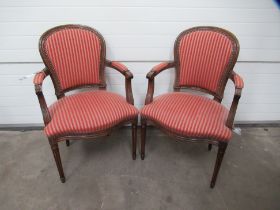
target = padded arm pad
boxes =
[33,71,47,85]
[146,61,175,79]
[110,61,128,73]
[232,72,244,89]
[152,62,171,73]
[106,60,133,79]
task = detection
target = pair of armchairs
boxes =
[34,25,243,188]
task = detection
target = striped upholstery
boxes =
[45,91,138,138]
[233,73,244,89]
[43,28,102,91]
[33,71,46,85]
[178,30,233,94]
[141,92,232,141]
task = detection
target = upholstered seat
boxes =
[141,92,231,141]
[45,91,138,138]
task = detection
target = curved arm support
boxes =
[226,71,244,129]
[145,61,175,104]
[106,60,134,104]
[34,68,51,125]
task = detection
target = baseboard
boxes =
[234,121,280,127]
[0,124,44,131]
[0,121,280,131]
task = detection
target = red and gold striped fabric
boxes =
[141,92,232,141]
[178,30,233,94]
[110,61,128,73]
[233,73,244,89]
[45,91,138,138]
[33,71,46,85]
[43,28,101,91]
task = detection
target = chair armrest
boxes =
[145,61,175,104]
[226,71,244,129]
[231,71,244,91]
[34,69,51,125]
[106,60,133,79]
[34,71,47,85]
[146,61,175,79]
[105,60,134,104]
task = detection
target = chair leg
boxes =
[140,118,146,160]
[210,142,228,188]
[132,120,137,160]
[208,143,212,151]
[66,140,70,147]
[49,140,65,183]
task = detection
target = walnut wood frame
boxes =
[35,24,137,183]
[141,26,242,188]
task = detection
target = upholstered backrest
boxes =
[39,25,106,93]
[175,27,239,98]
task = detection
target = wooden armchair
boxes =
[140,26,244,188]
[34,25,138,183]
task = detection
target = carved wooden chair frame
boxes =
[34,24,138,183]
[141,26,243,188]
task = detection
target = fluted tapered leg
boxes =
[210,142,228,188]
[49,140,65,183]
[140,118,146,160]
[132,120,137,160]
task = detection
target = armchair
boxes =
[34,24,138,183]
[140,26,244,188]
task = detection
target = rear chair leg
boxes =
[66,140,70,147]
[208,144,212,151]
[132,120,137,160]
[49,139,65,183]
[210,142,228,188]
[140,118,146,160]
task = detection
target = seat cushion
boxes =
[141,92,232,141]
[45,91,138,138]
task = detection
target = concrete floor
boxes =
[0,127,279,210]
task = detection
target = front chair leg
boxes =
[210,142,228,188]
[66,140,70,147]
[140,118,147,160]
[132,120,137,160]
[49,139,65,183]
